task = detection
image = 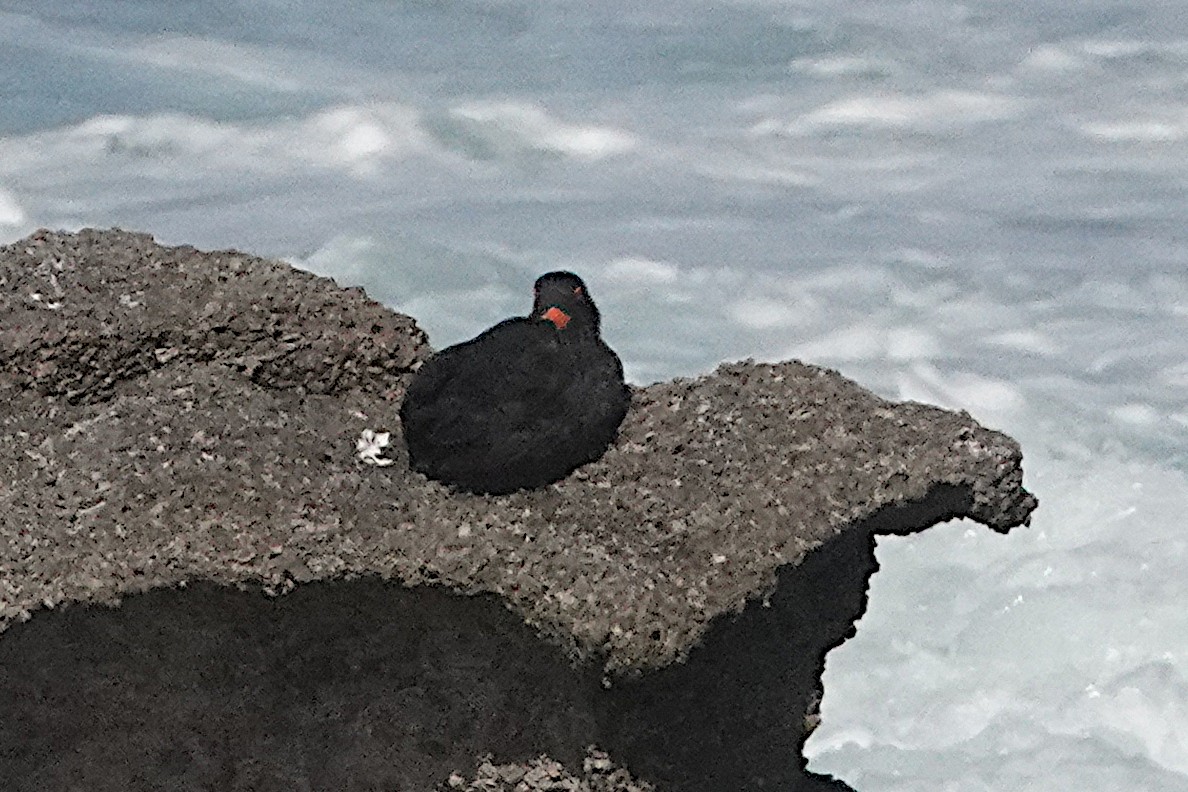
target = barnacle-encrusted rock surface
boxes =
[0,229,1036,792]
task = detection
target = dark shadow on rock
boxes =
[0,581,600,792]
[600,524,872,792]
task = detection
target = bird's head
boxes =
[532,271,601,336]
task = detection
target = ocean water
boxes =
[2,2,1186,788]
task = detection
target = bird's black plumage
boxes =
[399,271,630,495]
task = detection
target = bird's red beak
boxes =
[541,306,571,330]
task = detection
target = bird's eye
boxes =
[573,286,583,295]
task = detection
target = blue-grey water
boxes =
[2,2,1187,788]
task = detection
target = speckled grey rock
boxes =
[436,750,655,792]
[0,229,1035,792]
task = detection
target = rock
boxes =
[435,750,655,792]
[0,229,1035,792]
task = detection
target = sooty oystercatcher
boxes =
[399,271,630,495]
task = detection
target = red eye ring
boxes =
[573,286,583,295]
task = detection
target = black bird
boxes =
[399,271,630,495]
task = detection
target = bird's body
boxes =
[400,272,629,495]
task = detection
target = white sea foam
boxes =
[1078,39,1188,62]
[1080,116,1188,142]
[1054,661,1188,775]
[790,56,896,78]
[1111,404,1161,426]
[984,330,1063,356]
[798,91,1021,130]
[0,187,27,227]
[726,297,806,331]
[898,363,1026,417]
[604,257,681,285]
[809,457,1188,788]
[788,326,887,361]
[437,102,637,161]
[301,105,427,169]
[0,104,429,180]
[1019,44,1087,73]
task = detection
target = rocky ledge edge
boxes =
[0,229,1036,792]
